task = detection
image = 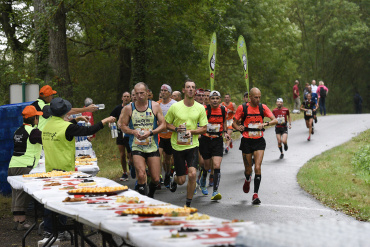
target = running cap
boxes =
[243,91,249,97]
[22,105,43,119]
[39,85,57,97]
[277,98,283,102]
[84,98,93,107]
[49,97,72,117]
[210,90,221,97]
[161,84,172,93]
[196,88,204,95]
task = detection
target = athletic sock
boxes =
[254,175,261,193]
[278,146,283,153]
[137,183,147,196]
[186,198,192,207]
[245,173,251,181]
[213,169,220,192]
[202,168,208,178]
[148,182,157,198]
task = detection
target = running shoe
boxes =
[200,176,207,188]
[243,179,251,193]
[211,191,222,201]
[230,139,233,149]
[279,153,284,159]
[225,147,229,154]
[130,165,136,179]
[194,188,197,195]
[134,180,139,190]
[209,176,214,187]
[164,174,171,188]
[284,144,288,151]
[252,193,261,205]
[169,172,177,192]
[120,173,129,181]
[58,231,71,241]
[307,136,311,141]
[200,186,208,195]
[16,221,31,231]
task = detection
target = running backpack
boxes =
[206,104,226,123]
[319,87,327,98]
[240,103,265,132]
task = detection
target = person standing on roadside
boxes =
[232,88,277,205]
[354,91,363,114]
[300,93,316,141]
[120,82,166,198]
[292,80,300,113]
[111,92,132,181]
[317,81,329,116]
[272,98,291,159]
[165,80,208,207]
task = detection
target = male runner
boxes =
[195,88,205,104]
[199,91,229,200]
[203,89,211,105]
[222,94,237,154]
[165,80,208,207]
[111,92,132,181]
[272,98,291,159]
[120,82,166,198]
[243,91,249,103]
[202,89,214,186]
[171,91,182,102]
[147,89,154,100]
[300,93,316,141]
[158,84,177,188]
[233,87,277,205]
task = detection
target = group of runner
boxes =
[112,80,297,206]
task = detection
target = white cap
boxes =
[210,90,221,97]
[277,98,283,102]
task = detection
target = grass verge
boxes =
[297,129,370,221]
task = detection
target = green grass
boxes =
[297,129,370,221]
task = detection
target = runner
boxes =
[232,87,277,205]
[202,89,213,186]
[120,82,166,198]
[300,93,317,141]
[199,91,229,200]
[158,84,177,188]
[194,88,205,194]
[221,94,237,154]
[243,91,249,103]
[272,98,291,159]
[203,89,211,105]
[195,88,205,104]
[111,92,132,181]
[165,80,208,207]
[171,91,182,102]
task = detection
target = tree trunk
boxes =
[117,46,132,100]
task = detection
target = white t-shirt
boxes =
[311,84,318,94]
[160,99,177,117]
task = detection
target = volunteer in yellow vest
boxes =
[165,80,208,207]
[8,105,43,230]
[42,97,115,172]
[120,82,166,198]
[31,85,99,131]
[222,93,237,154]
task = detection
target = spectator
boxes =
[293,80,300,113]
[354,91,363,114]
[317,81,329,116]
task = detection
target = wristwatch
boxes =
[266,121,270,126]
[149,130,153,136]
[175,127,178,132]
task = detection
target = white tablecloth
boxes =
[31,159,100,176]
[7,174,246,246]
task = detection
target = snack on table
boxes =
[44,182,62,186]
[77,182,97,187]
[163,211,190,217]
[116,196,144,204]
[75,162,94,166]
[171,232,187,238]
[68,186,128,194]
[76,155,91,159]
[23,171,75,178]
[121,206,197,216]
[63,197,87,202]
[185,213,210,220]
[152,220,181,226]
[75,157,97,162]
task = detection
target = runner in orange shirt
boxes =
[222,94,237,154]
[233,88,277,205]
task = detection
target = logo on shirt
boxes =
[146,112,152,116]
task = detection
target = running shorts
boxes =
[239,137,266,154]
[199,136,223,160]
[116,135,131,153]
[131,150,160,159]
[172,147,199,176]
[275,127,288,135]
[159,138,173,155]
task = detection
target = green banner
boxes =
[237,35,249,93]
[208,32,217,90]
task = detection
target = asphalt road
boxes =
[126,114,370,225]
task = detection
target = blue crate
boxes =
[0,169,11,196]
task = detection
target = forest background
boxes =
[0,0,368,117]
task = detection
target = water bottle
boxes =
[68,113,82,119]
[96,104,105,110]
[111,122,118,138]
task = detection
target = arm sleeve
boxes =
[234,105,244,121]
[29,129,43,144]
[65,121,104,141]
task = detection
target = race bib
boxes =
[277,117,285,124]
[134,128,151,146]
[226,119,233,127]
[306,110,312,116]
[248,123,262,137]
[177,132,192,145]
[207,124,221,133]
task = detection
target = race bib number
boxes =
[277,117,285,124]
[134,128,151,146]
[248,123,262,137]
[226,119,233,127]
[306,110,312,116]
[177,132,192,145]
[207,124,221,133]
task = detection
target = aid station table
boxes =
[7,173,251,247]
[31,158,100,176]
